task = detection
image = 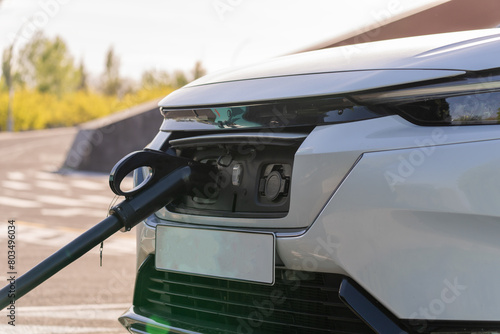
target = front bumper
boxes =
[120,255,380,334]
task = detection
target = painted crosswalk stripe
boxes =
[0,222,135,255]
[41,208,105,218]
[0,324,123,334]
[16,303,130,321]
[35,180,69,191]
[6,171,25,180]
[35,171,59,180]
[70,179,107,190]
[2,180,32,191]
[0,196,41,208]
[36,195,99,207]
[80,194,114,204]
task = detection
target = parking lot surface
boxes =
[0,128,135,334]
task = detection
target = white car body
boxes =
[120,29,500,334]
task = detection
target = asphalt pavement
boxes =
[0,127,136,334]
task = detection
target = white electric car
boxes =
[120,29,500,334]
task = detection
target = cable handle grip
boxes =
[109,149,195,197]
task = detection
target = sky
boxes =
[0,0,447,81]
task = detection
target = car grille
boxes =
[133,256,375,333]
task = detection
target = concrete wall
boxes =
[63,98,163,173]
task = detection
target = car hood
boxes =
[160,29,500,108]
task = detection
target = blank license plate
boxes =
[155,225,275,284]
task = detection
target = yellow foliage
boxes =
[0,86,173,131]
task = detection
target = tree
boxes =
[191,61,206,81]
[2,47,13,91]
[2,23,31,131]
[18,32,80,96]
[101,46,122,96]
[173,70,188,88]
[76,59,88,91]
[141,68,170,89]
[2,46,14,131]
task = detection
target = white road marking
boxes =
[35,180,69,191]
[41,164,60,171]
[13,227,70,246]
[0,324,122,334]
[36,195,94,207]
[35,171,59,180]
[41,208,105,218]
[71,179,107,190]
[17,303,130,321]
[102,237,136,255]
[19,303,131,311]
[6,171,25,180]
[0,223,135,255]
[81,194,114,204]
[1,180,32,191]
[0,196,41,208]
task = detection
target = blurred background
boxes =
[0,0,499,333]
[1,0,499,135]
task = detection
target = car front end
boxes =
[120,29,500,334]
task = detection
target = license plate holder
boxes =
[155,225,275,284]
